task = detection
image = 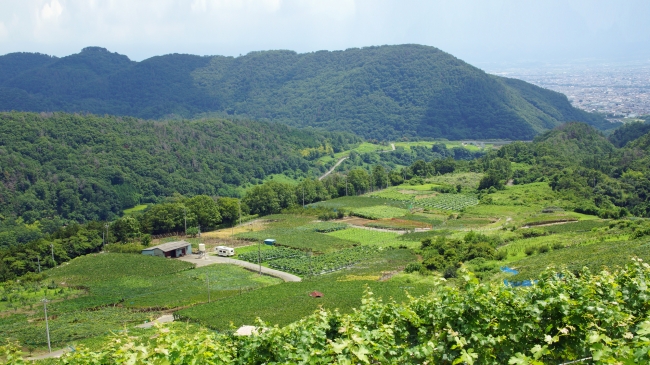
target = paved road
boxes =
[179,254,301,282]
[135,314,174,329]
[318,156,348,181]
[27,348,69,361]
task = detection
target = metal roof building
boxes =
[141,241,192,258]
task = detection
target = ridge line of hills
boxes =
[0,44,614,140]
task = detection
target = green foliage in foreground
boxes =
[6,261,650,364]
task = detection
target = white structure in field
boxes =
[216,246,234,257]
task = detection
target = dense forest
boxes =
[0,112,359,226]
[0,45,611,140]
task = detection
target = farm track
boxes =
[319,156,348,180]
[178,255,302,282]
[348,224,431,234]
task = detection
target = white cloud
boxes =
[41,0,63,20]
[0,21,7,41]
[0,0,648,64]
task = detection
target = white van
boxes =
[216,246,235,257]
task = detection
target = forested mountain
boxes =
[0,45,610,140]
[0,112,358,225]
[608,120,650,147]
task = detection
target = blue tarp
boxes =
[501,266,536,287]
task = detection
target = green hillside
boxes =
[0,45,609,140]
[0,112,358,224]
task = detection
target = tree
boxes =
[185,195,221,231]
[388,170,404,186]
[217,197,241,225]
[141,203,188,234]
[347,169,370,195]
[244,184,278,215]
[111,216,141,243]
[372,165,389,189]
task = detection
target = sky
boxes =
[0,0,649,67]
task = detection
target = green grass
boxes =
[350,206,410,219]
[123,204,148,215]
[175,249,429,330]
[310,196,408,209]
[327,228,398,245]
[394,183,441,191]
[263,174,300,185]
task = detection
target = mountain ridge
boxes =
[0,44,611,139]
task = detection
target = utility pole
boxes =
[258,240,262,275]
[105,223,109,248]
[309,249,313,277]
[42,298,51,353]
[207,274,210,303]
[36,256,41,273]
[50,243,55,265]
[302,184,305,208]
[345,175,348,196]
[184,207,187,236]
[238,199,242,226]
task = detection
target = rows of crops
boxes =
[21,262,650,364]
[238,247,306,263]
[267,246,376,275]
[368,190,414,202]
[415,194,478,211]
[297,222,349,233]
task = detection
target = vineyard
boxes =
[0,254,280,350]
[349,206,410,219]
[237,247,306,263]
[414,193,479,211]
[11,261,650,364]
[267,246,377,275]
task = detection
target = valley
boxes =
[2,122,650,363]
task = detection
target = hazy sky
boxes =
[1,0,649,66]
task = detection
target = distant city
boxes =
[489,62,650,123]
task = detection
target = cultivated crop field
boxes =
[0,254,280,351]
[415,193,479,211]
[327,228,404,247]
[175,249,429,330]
[268,246,377,275]
[349,205,410,219]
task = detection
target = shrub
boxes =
[495,250,507,261]
[537,245,550,254]
[404,262,425,274]
[552,242,565,250]
[443,266,458,279]
[520,229,546,239]
[104,243,146,254]
[524,246,536,256]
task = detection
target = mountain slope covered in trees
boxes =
[0,45,610,140]
[0,112,358,225]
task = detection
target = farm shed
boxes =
[141,241,193,258]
